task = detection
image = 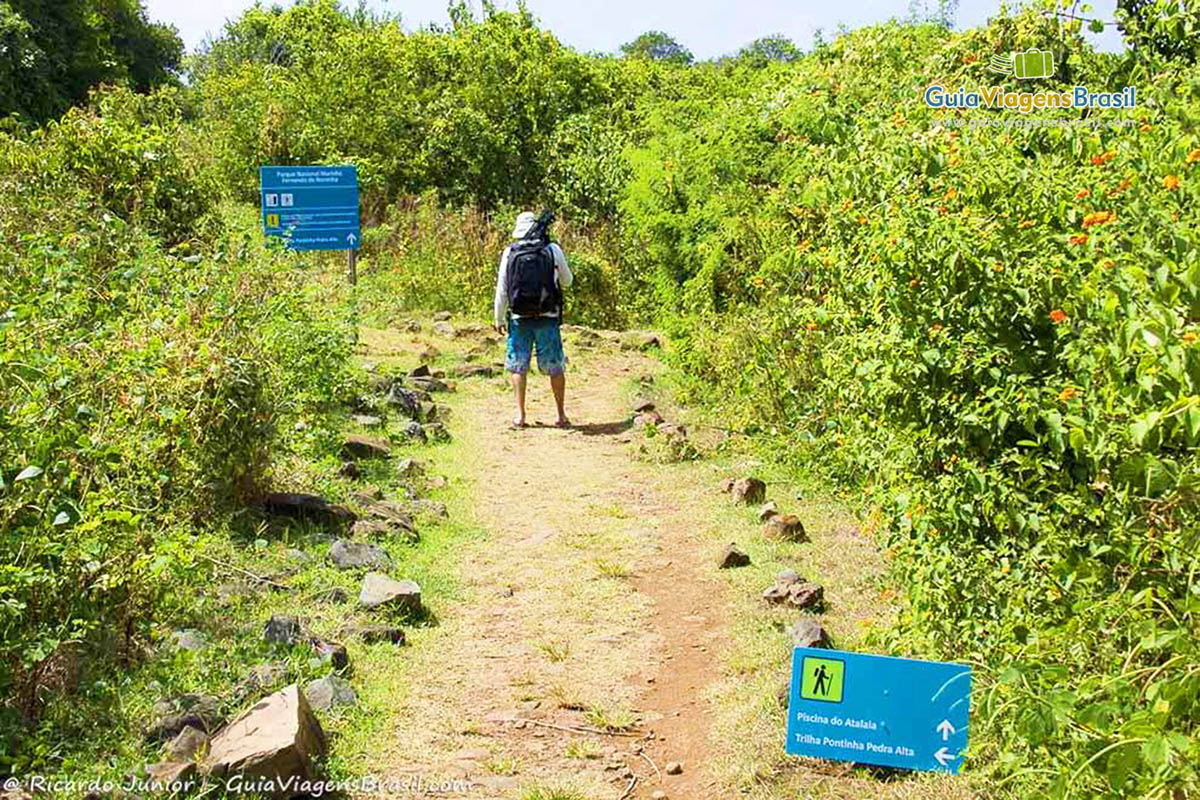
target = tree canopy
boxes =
[619,30,693,64]
[0,0,182,123]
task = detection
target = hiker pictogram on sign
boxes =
[800,656,845,703]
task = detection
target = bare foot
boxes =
[511,417,527,429]
[555,417,571,428]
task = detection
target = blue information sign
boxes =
[786,647,971,774]
[259,165,360,251]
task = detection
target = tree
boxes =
[0,0,182,123]
[620,30,693,64]
[1117,0,1200,63]
[736,34,802,66]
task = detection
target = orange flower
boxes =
[1107,176,1133,197]
[1018,219,1036,229]
[1058,386,1077,402]
[1050,309,1068,324]
[1164,174,1181,191]
[1184,332,1197,344]
[929,323,943,334]
[1082,210,1116,228]
[1091,150,1117,166]
[1139,123,1152,133]
[909,278,920,288]
[944,187,957,200]
[1187,148,1200,165]
[857,215,869,225]
[1069,234,1089,246]
[1075,189,1090,199]
[805,322,819,331]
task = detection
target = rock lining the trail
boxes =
[305,675,357,712]
[261,492,355,525]
[731,478,766,505]
[358,572,422,613]
[341,434,391,460]
[790,618,833,649]
[328,539,392,570]
[718,543,751,569]
[146,694,224,742]
[763,513,808,543]
[204,685,327,788]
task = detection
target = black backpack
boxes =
[507,238,561,317]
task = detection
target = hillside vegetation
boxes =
[2,0,1199,796]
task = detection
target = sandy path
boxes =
[370,345,727,799]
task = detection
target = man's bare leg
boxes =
[551,373,568,426]
[511,371,528,427]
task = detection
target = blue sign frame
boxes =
[786,647,971,774]
[260,165,360,251]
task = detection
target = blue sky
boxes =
[145,0,1126,57]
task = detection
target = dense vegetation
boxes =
[2,0,1199,796]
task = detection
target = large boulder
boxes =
[204,685,327,794]
[358,572,422,614]
[732,478,766,505]
[328,540,391,570]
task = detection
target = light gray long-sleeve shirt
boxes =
[493,242,572,327]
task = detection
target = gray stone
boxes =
[305,675,357,712]
[170,629,207,652]
[285,548,310,563]
[732,478,766,505]
[358,572,422,613]
[338,461,362,479]
[204,685,327,788]
[664,761,683,775]
[400,420,427,442]
[341,435,391,460]
[790,618,833,649]
[432,321,455,337]
[757,502,778,522]
[432,311,452,322]
[718,543,751,569]
[763,514,808,543]
[764,579,824,610]
[351,414,382,428]
[264,615,303,646]
[632,399,656,413]
[165,725,209,762]
[718,478,735,493]
[388,387,424,420]
[328,540,391,570]
[396,458,425,478]
[448,364,498,378]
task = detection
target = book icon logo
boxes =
[988,49,1054,79]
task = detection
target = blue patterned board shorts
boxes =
[506,317,567,376]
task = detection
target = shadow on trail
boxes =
[571,419,633,436]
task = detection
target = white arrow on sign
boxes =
[933,747,955,767]
[937,719,956,741]
[347,233,358,245]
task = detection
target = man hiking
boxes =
[494,211,573,428]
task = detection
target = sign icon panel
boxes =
[259,165,360,251]
[786,647,971,774]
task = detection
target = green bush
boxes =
[0,92,352,770]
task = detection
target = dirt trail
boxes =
[370,343,727,798]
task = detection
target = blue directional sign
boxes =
[786,648,971,774]
[259,165,360,251]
